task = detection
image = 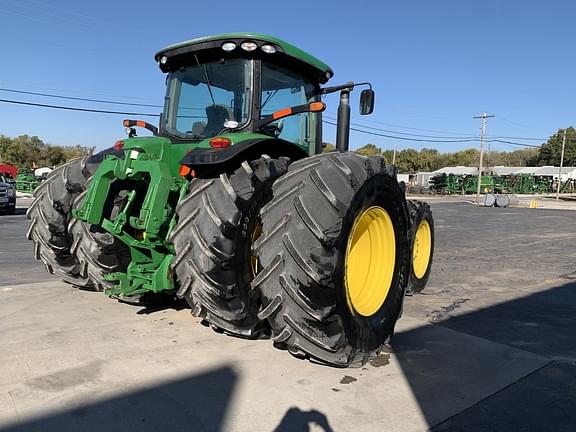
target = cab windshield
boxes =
[163,58,253,140]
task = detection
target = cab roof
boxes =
[154,32,334,84]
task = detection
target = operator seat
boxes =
[189,121,206,137]
[204,104,233,137]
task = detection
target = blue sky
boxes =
[0,0,574,152]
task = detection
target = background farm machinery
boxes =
[428,172,571,195]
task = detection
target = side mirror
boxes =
[359,89,375,115]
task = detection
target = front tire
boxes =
[252,152,410,367]
[26,158,92,287]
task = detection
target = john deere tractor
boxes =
[26,33,434,367]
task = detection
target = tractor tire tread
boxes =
[171,156,289,339]
[253,152,409,367]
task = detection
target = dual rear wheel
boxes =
[172,152,411,366]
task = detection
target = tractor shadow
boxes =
[135,296,189,315]
[112,293,188,315]
[0,366,238,432]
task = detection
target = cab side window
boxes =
[260,63,318,148]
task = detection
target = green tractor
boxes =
[16,169,40,194]
[26,33,434,367]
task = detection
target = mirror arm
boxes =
[258,103,325,128]
[320,81,372,95]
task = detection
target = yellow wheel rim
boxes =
[345,206,396,317]
[412,219,431,279]
[249,222,263,278]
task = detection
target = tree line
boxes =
[0,135,92,169]
[2,126,574,173]
[324,127,575,173]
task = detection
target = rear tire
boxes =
[26,157,129,291]
[26,158,93,287]
[67,187,130,292]
[252,152,410,367]
[406,200,434,294]
[170,156,289,338]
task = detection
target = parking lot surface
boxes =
[0,200,575,431]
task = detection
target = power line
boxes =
[0,94,548,148]
[491,139,540,148]
[323,120,478,143]
[326,113,548,142]
[323,114,479,139]
[0,87,163,108]
[0,85,554,142]
[0,98,159,117]
[325,110,475,136]
[498,115,538,130]
[0,6,48,24]
[0,0,96,28]
[323,120,540,148]
[21,0,98,22]
[488,135,547,141]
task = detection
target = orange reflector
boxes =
[272,107,292,120]
[123,120,130,127]
[113,140,124,151]
[179,165,192,177]
[136,121,146,128]
[309,101,326,112]
[209,137,232,148]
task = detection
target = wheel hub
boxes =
[345,206,396,317]
[412,219,431,279]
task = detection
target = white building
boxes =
[430,166,478,176]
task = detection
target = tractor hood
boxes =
[154,33,334,84]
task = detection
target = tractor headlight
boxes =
[240,41,257,52]
[221,42,237,52]
[6,187,15,197]
[261,44,276,54]
[159,55,168,65]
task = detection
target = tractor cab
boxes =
[155,33,333,155]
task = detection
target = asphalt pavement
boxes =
[0,198,575,431]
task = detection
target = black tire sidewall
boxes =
[237,178,274,289]
[334,173,409,353]
[408,202,434,293]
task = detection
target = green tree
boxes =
[446,148,479,166]
[396,148,424,172]
[0,134,91,168]
[537,127,576,166]
[355,143,381,156]
[381,149,394,164]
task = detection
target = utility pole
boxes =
[473,113,495,206]
[392,144,397,165]
[556,129,567,201]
